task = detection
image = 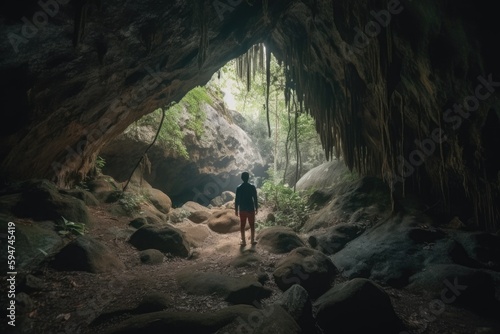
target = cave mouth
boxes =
[98,47,326,207]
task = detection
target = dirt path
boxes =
[21,204,500,334]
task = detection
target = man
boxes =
[234,171,258,246]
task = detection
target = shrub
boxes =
[261,179,314,231]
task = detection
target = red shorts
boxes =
[239,211,255,227]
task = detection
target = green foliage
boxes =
[57,216,87,236]
[260,177,314,231]
[95,156,106,174]
[135,86,212,159]
[118,192,145,216]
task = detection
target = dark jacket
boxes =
[235,182,258,212]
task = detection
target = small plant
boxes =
[95,156,106,174]
[118,192,145,215]
[57,216,87,236]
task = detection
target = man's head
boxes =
[241,172,249,182]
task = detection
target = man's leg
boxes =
[240,211,247,245]
[249,211,256,244]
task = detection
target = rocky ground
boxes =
[3,200,500,334]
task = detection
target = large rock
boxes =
[60,188,100,206]
[175,221,212,247]
[301,176,391,232]
[256,226,305,254]
[275,284,314,332]
[51,236,125,273]
[330,211,500,290]
[1,220,63,271]
[307,223,366,255]
[92,292,172,326]
[207,209,246,234]
[176,270,272,305]
[143,187,172,214]
[407,264,500,315]
[273,247,337,298]
[314,278,405,334]
[103,304,300,334]
[12,179,91,225]
[128,225,190,258]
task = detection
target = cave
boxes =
[1,1,500,333]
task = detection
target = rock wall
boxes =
[1,0,499,229]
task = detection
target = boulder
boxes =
[128,225,190,258]
[139,249,164,265]
[188,210,211,224]
[176,270,272,305]
[51,236,125,273]
[87,176,122,202]
[60,188,100,206]
[314,278,405,334]
[2,220,63,271]
[256,226,305,254]
[175,222,212,247]
[144,187,172,214]
[207,209,246,234]
[103,304,300,334]
[92,292,172,326]
[182,201,211,213]
[301,176,391,232]
[12,179,91,225]
[307,223,365,255]
[273,247,337,298]
[407,264,500,315]
[275,284,314,332]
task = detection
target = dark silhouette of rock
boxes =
[276,284,315,333]
[314,278,405,334]
[51,236,125,273]
[176,270,272,305]
[256,226,305,254]
[12,179,91,225]
[103,304,300,334]
[307,223,365,255]
[273,247,337,298]
[128,225,190,257]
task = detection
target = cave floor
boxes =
[20,204,500,334]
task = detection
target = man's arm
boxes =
[252,185,258,213]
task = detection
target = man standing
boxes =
[235,172,258,246]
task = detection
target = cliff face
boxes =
[1,0,499,229]
[99,93,266,205]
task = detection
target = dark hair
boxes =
[241,172,249,182]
